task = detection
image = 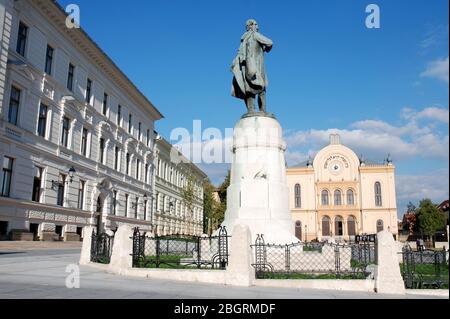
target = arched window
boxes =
[294,184,301,208]
[347,189,355,205]
[376,219,384,233]
[335,216,343,236]
[347,216,356,236]
[321,190,329,206]
[295,221,302,240]
[322,216,331,236]
[334,190,342,206]
[375,182,382,206]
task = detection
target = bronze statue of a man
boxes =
[231,19,273,114]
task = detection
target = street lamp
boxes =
[52,166,76,189]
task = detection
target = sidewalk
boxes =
[0,241,82,251]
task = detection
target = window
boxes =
[347,189,355,206]
[1,157,14,197]
[56,174,66,206]
[32,166,43,202]
[78,180,85,210]
[136,159,140,180]
[125,194,129,217]
[61,116,70,147]
[81,128,88,156]
[99,138,105,164]
[295,220,302,240]
[128,114,132,134]
[112,190,117,216]
[294,184,301,208]
[86,78,92,104]
[375,182,382,207]
[322,216,330,237]
[67,63,75,91]
[147,129,150,147]
[145,164,149,183]
[37,103,48,138]
[16,22,28,56]
[321,190,329,206]
[135,197,139,219]
[376,219,384,233]
[102,93,108,116]
[45,45,54,75]
[138,122,142,140]
[126,153,130,175]
[347,216,356,236]
[143,200,148,220]
[117,105,122,126]
[334,190,342,206]
[114,146,120,170]
[335,216,344,236]
[8,86,21,125]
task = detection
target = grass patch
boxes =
[258,272,368,280]
[400,263,449,289]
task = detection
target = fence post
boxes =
[156,237,160,268]
[374,231,405,294]
[108,224,134,275]
[79,226,95,265]
[197,236,202,269]
[335,245,341,279]
[225,224,255,287]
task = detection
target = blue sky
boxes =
[58,0,449,213]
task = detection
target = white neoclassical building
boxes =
[0,0,164,241]
[287,134,398,242]
[153,137,207,236]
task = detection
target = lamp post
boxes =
[52,166,76,189]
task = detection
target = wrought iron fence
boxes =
[251,235,377,279]
[400,244,449,289]
[131,226,230,269]
[90,230,114,264]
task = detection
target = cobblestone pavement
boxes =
[0,247,447,299]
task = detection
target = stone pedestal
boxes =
[64,233,81,242]
[221,114,297,244]
[108,224,134,274]
[10,230,34,241]
[375,230,406,295]
[225,224,255,287]
[79,226,94,265]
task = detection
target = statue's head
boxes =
[246,19,259,32]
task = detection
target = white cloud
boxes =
[421,57,449,83]
[396,168,449,212]
[284,106,449,165]
[402,107,449,124]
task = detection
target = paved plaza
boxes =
[0,242,447,299]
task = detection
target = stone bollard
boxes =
[108,224,134,275]
[79,226,94,265]
[375,231,406,295]
[225,224,255,287]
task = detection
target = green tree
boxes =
[203,179,216,235]
[407,202,417,214]
[416,199,446,243]
[181,173,196,235]
[218,170,230,204]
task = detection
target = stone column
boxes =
[108,224,134,275]
[79,226,94,265]
[375,230,405,295]
[225,224,255,287]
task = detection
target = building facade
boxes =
[287,134,398,242]
[153,137,206,236]
[0,0,164,240]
